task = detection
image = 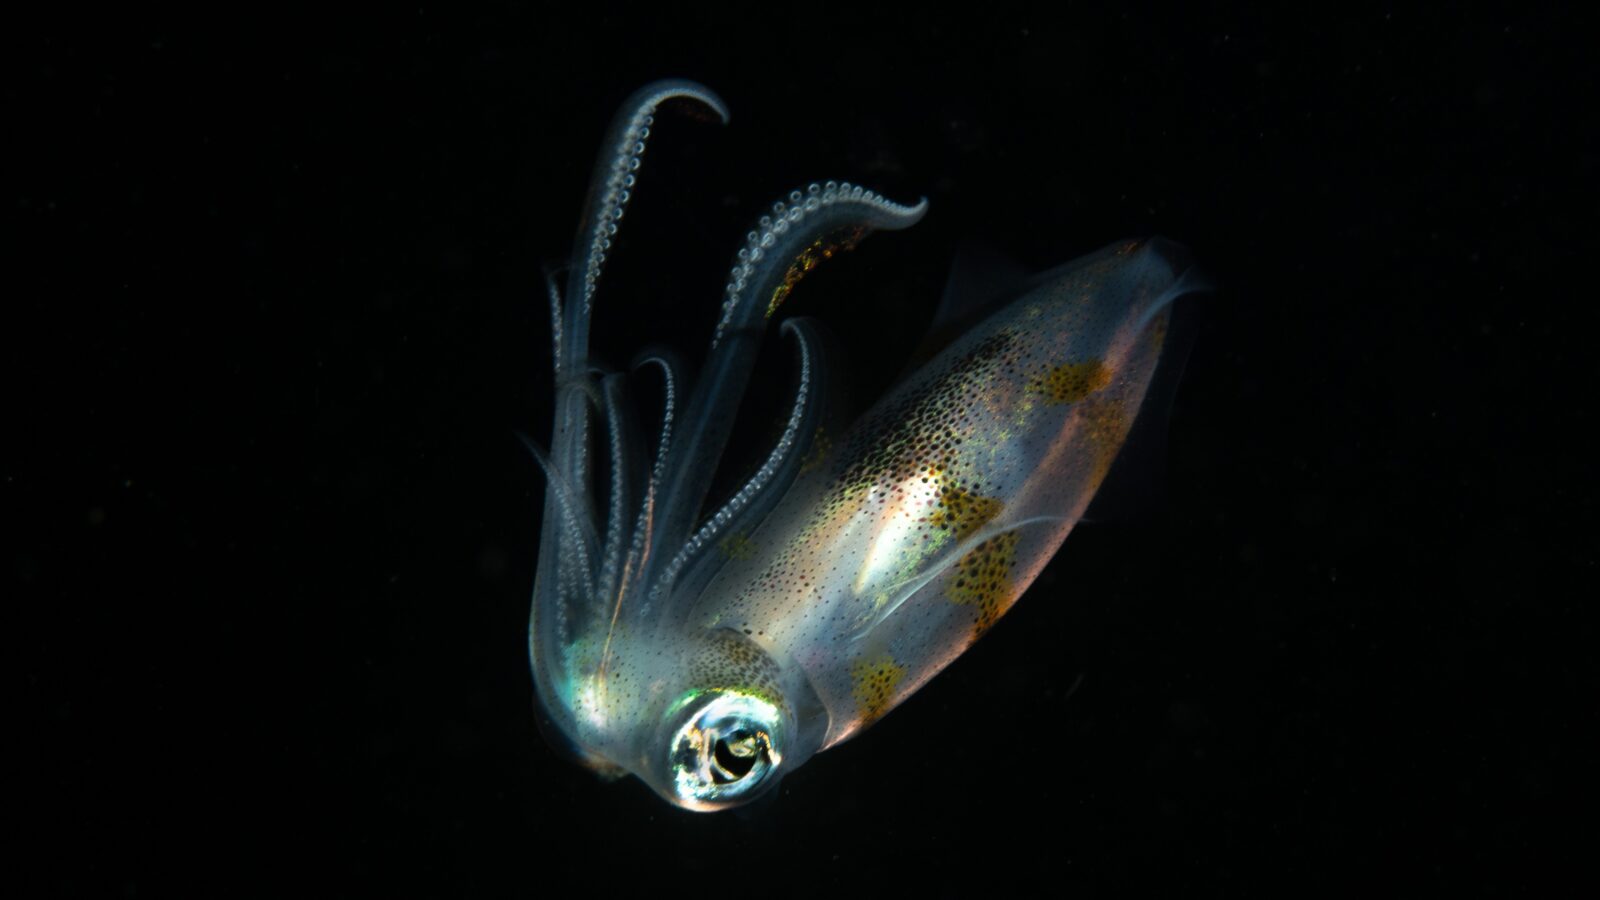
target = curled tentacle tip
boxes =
[699,92,732,125]
[646,79,731,125]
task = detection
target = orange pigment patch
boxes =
[1078,395,1129,486]
[947,531,1021,637]
[928,485,1003,541]
[850,654,908,725]
[1028,359,1112,405]
[1146,311,1170,347]
[766,227,868,319]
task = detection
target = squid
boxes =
[526,80,1202,810]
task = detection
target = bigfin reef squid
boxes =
[526,80,1205,811]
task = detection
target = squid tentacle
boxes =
[541,264,566,381]
[547,82,728,579]
[654,316,824,606]
[519,432,600,606]
[596,373,636,603]
[618,352,681,587]
[714,182,928,348]
[561,80,730,374]
[641,183,927,595]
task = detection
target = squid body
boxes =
[528,80,1202,810]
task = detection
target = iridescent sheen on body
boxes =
[527,80,1201,810]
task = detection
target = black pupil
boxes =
[710,730,761,783]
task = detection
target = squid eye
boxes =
[710,727,767,783]
[666,691,785,808]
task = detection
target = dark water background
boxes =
[14,5,1593,895]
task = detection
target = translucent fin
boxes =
[905,241,1034,370]
[1084,246,1212,523]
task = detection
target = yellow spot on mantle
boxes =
[1079,395,1130,487]
[928,486,1002,542]
[948,531,1020,637]
[1028,359,1111,405]
[850,654,907,725]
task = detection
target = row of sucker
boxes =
[617,354,679,601]
[654,318,819,601]
[596,374,634,603]
[715,182,925,347]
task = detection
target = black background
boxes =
[15,4,1593,896]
